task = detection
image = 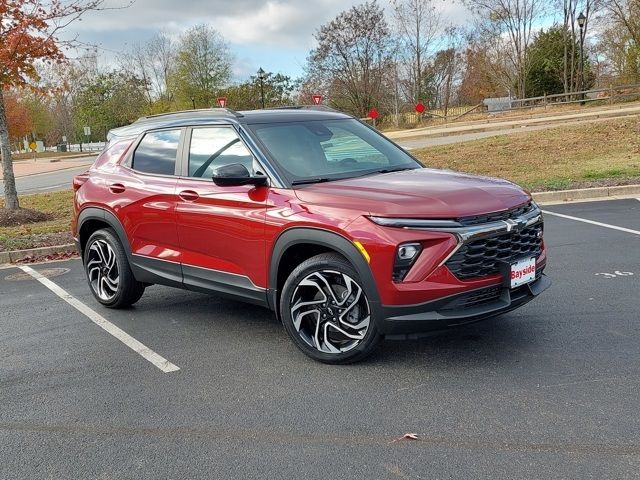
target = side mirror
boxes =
[212,163,269,187]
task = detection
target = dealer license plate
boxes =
[510,257,536,288]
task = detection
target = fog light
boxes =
[393,243,422,282]
[398,244,420,260]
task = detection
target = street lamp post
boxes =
[257,67,266,109]
[577,12,587,103]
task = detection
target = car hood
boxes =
[293,168,531,218]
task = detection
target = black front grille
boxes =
[440,285,503,311]
[457,202,535,226]
[446,224,543,280]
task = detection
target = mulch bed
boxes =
[0,208,54,227]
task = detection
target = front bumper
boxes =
[377,274,551,339]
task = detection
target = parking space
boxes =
[1,198,639,479]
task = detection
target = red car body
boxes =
[72,108,549,346]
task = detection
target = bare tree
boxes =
[559,0,602,94]
[464,0,546,98]
[392,0,441,103]
[600,0,640,82]
[121,32,176,108]
[306,1,393,116]
[604,0,640,45]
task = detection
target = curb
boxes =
[0,244,78,266]
[533,184,640,204]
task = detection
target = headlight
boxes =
[393,242,422,282]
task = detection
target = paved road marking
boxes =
[18,265,180,373]
[541,210,640,236]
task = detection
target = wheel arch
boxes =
[77,207,132,261]
[268,227,380,310]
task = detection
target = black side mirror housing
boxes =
[212,163,269,187]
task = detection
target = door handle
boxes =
[109,183,125,194]
[179,190,200,201]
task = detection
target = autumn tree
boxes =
[4,90,31,150]
[0,0,120,211]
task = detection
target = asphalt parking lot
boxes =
[1,198,639,479]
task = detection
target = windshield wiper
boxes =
[375,167,418,174]
[291,178,332,186]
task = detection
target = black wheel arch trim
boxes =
[77,207,132,260]
[268,227,381,311]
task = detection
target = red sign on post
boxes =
[217,97,227,108]
[368,108,379,120]
[415,102,426,114]
[312,94,323,105]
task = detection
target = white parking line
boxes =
[541,210,640,236]
[18,265,180,373]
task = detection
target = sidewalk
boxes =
[385,102,640,141]
[1,156,95,180]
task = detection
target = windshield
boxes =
[248,118,421,185]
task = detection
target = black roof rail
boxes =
[268,105,338,112]
[134,108,244,123]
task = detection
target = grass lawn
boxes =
[412,117,640,191]
[0,190,74,252]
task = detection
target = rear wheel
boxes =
[280,253,380,364]
[83,228,145,308]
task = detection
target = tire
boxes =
[83,228,145,308]
[280,252,381,364]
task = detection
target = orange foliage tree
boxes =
[0,0,119,210]
[4,91,32,148]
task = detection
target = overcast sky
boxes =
[65,0,471,81]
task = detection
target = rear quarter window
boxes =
[132,130,181,175]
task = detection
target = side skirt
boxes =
[131,254,269,308]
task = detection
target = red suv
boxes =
[72,108,550,363]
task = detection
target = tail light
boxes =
[72,172,90,191]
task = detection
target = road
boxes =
[1,198,639,479]
[0,160,93,195]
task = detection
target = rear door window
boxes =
[132,129,181,176]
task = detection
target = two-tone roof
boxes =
[108,107,352,140]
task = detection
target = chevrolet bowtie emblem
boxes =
[504,219,519,232]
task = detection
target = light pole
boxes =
[577,12,586,102]
[257,67,265,109]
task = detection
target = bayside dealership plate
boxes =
[511,257,536,289]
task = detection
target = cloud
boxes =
[64,0,473,79]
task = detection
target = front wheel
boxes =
[84,228,145,308]
[280,253,381,364]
